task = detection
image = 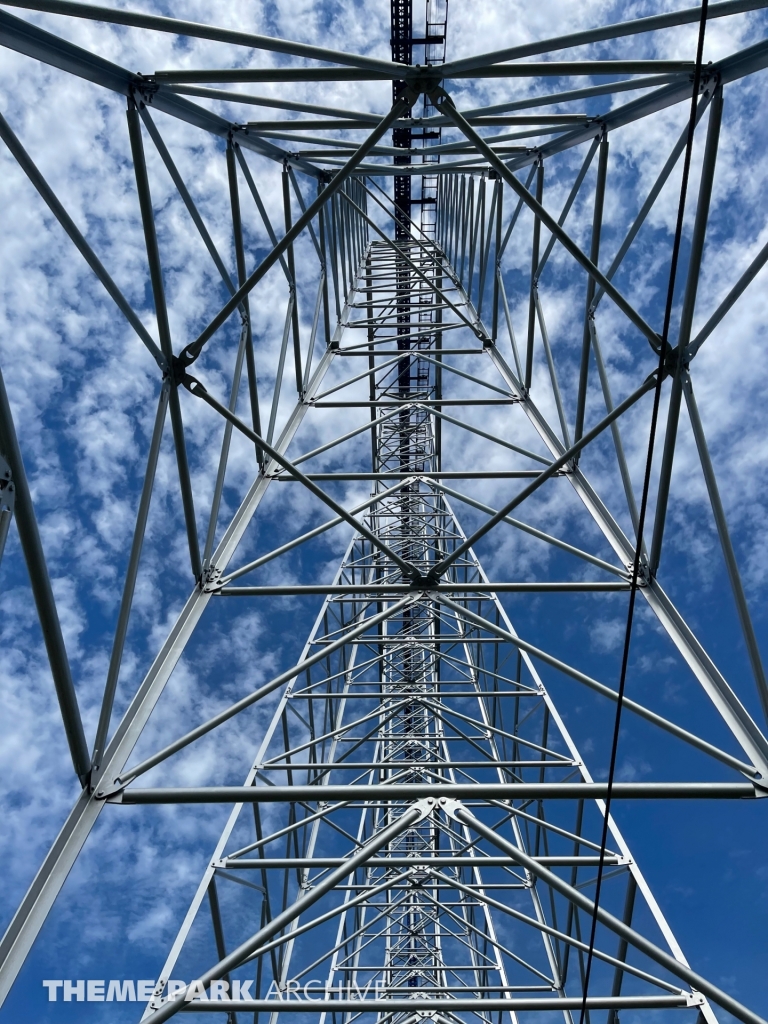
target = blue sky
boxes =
[0,1,767,1021]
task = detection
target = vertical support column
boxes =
[366,253,377,469]
[0,364,90,783]
[477,174,496,320]
[491,174,503,344]
[343,187,355,286]
[650,85,723,575]
[525,157,544,392]
[435,253,444,471]
[228,139,263,468]
[317,179,333,345]
[353,181,362,266]
[437,176,445,248]
[574,130,609,450]
[334,193,349,301]
[126,96,201,580]
[207,878,238,1024]
[282,165,303,396]
[606,876,637,1024]
[327,191,341,323]
[447,176,456,263]
[455,176,464,274]
[467,174,484,301]
[460,176,471,287]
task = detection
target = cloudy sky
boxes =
[0,0,767,1021]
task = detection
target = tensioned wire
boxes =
[577,1,711,1018]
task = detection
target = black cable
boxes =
[576,3,710,1019]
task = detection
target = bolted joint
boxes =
[168,353,190,387]
[421,568,442,588]
[427,83,453,110]
[435,796,463,819]
[132,75,159,106]
[663,341,688,379]
[412,796,439,820]
[629,556,650,588]
[178,372,208,398]
[401,564,428,587]
[200,565,224,594]
[400,74,438,109]
[174,343,201,374]
[0,454,15,527]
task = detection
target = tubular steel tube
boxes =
[180,95,415,367]
[1,0,406,75]
[113,596,414,786]
[428,372,658,580]
[152,997,690,1012]
[534,290,571,447]
[0,365,90,784]
[126,99,201,580]
[91,382,169,772]
[233,145,292,283]
[435,479,626,576]
[114,782,761,804]
[439,0,768,76]
[282,166,303,394]
[526,162,543,389]
[574,130,609,447]
[592,92,711,311]
[201,319,251,568]
[588,318,641,536]
[0,109,164,368]
[435,594,758,776]
[219,583,630,596]
[435,93,663,353]
[222,856,624,868]
[223,477,414,584]
[536,137,600,278]
[683,374,768,725]
[140,107,235,295]
[687,236,768,357]
[227,140,263,467]
[649,86,723,576]
[183,375,418,577]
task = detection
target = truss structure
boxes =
[0,2,767,1024]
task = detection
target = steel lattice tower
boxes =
[0,2,767,1024]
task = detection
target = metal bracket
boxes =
[132,75,160,105]
[631,558,650,588]
[200,565,224,594]
[685,992,707,1008]
[435,796,463,819]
